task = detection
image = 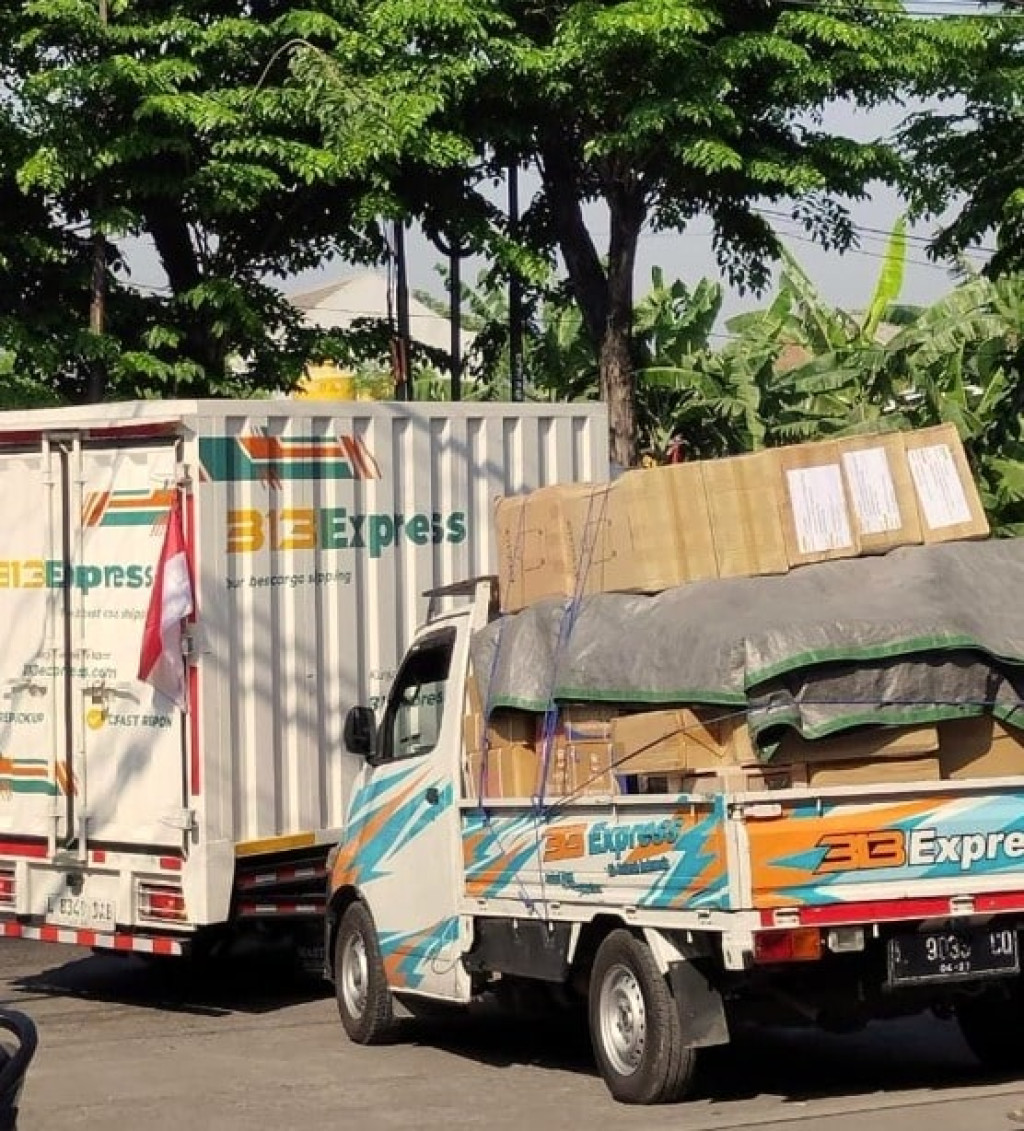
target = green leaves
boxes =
[899,9,1024,275]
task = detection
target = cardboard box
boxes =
[636,763,806,794]
[776,441,860,567]
[494,483,606,612]
[651,464,719,584]
[902,424,989,543]
[545,704,618,746]
[805,754,941,787]
[464,704,620,798]
[774,724,940,765]
[838,432,923,554]
[700,452,790,579]
[548,742,616,797]
[611,707,754,774]
[542,706,617,796]
[465,668,485,720]
[463,707,535,757]
[580,471,689,594]
[464,744,544,799]
[939,716,1024,780]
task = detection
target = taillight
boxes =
[753,927,822,964]
[138,882,187,924]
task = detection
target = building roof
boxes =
[287,271,472,354]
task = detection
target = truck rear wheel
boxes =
[335,901,396,1045]
[957,979,1024,1073]
[588,929,696,1104]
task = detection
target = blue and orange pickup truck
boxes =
[325,576,1024,1106]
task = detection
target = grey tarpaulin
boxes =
[471,539,1024,751]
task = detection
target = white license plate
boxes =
[47,893,116,931]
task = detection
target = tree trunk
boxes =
[601,174,644,470]
[539,144,645,468]
[144,203,227,378]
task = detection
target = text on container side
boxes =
[0,560,153,594]
[227,508,468,558]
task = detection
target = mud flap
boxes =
[667,959,730,1049]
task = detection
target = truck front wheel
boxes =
[334,901,396,1045]
[588,929,697,1104]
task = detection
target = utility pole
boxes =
[392,220,412,401]
[427,224,465,402]
[88,0,109,403]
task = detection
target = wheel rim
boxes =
[341,932,369,1020]
[598,962,647,1076]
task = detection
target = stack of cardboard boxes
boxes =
[494,424,989,613]
[462,688,1024,799]
[471,424,1015,800]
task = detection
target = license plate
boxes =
[47,893,116,932]
[887,927,1019,986]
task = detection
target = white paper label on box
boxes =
[907,443,972,529]
[785,465,854,553]
[841,447,902,534]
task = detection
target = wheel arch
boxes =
[570,914,635,995]
[574,919,729,1053]
[325,883,362,981]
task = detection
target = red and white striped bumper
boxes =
[0,920,184,955]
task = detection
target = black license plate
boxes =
[887,927,1020,986]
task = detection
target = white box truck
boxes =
[0,399,607,963]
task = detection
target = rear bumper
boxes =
[0,920,186,956]
[759,888,1024,929]
[0,848,194,940]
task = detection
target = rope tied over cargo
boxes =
[534,486,610,814]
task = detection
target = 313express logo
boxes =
[815,826,1024,874]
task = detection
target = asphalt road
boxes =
[0,938,1022,1129]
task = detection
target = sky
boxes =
[122,98,980,338]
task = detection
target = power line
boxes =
[752,206,999,257]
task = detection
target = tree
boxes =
[0,103,92,405]
[899,8,1024,276]
[295,0,919,466]
[1,0,381,400]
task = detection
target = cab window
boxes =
[382,629,455,762]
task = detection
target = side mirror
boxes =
[344,706,377,758]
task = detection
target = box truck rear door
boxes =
[71,438,189,851]
[0,434,186,853]
[0,444,70,845]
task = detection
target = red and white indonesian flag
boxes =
[138,498,194,710]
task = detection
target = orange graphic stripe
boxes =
[748,797,940,908]
[331,773,427,885]
[82,492,110,526]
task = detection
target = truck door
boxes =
[73,439,188,850]
[0,433,187,853]
[338,624,472,1002]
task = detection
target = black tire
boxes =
[957,979,1024,1074]
[588,929,696,1104]
[334,901,396,1045]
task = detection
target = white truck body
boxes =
[0,399,607,956]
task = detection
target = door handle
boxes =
[425,786,440,805]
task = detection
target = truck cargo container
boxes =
[0,399,607,963]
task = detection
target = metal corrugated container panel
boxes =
[185,402,608,847]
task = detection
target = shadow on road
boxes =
[4,947,1018,1113]
[401,1007,1015,1108]
[6,950,331,1019]
[404,1004,598,1079]
[697,1016,993,1104]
